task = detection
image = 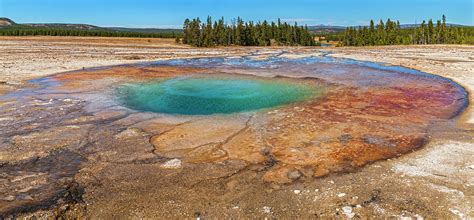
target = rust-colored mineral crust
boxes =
[42,60,465,184]
[0,57,467,190]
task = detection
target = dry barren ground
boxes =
[0,37,473,218]
[0,36,265,88]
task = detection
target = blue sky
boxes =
[1,0,472,28]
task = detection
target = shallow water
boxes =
[117,76,320,115]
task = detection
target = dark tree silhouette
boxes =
[181,16,317,47]
[340,15,472,46]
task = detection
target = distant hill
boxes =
[307,25,346,34]
[0,18,182,35]
[23,23,103,31]
[0,17,16,26]
[107,27,182,34]
[21,24,183,34]
[399,23,469,28]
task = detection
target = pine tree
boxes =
[369,20,375,45]
[183,18,190,44]
[178,16,315,47]
[201,16,214,47]
[420,20,427,44]
[441,15,447,44]
[436,19,442,43]
[428,19,435,44]
[377,19,385,45]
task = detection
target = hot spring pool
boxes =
[117,76,319,115]
[0,52,468,201]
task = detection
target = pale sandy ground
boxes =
[0,36,273,87]
[1,37,473,218]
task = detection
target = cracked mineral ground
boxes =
[0,48,472,218]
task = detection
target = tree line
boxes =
[180,16,318,47]
[339,15,472,46]
[0,26,181,38]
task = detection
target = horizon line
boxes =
[4,16,473,29]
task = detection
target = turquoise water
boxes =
[117,76,318,115]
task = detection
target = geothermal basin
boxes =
[0,53,468,215]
